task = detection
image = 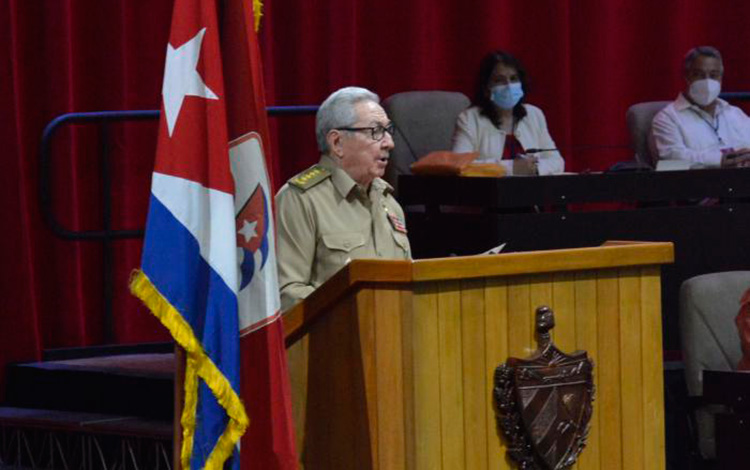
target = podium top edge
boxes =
[410,241,674,282]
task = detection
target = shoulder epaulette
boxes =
[289,165,331,191]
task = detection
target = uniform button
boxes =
[344,241,351,248]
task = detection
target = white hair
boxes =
[315,86,380,154]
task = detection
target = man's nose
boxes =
[382,131,395,150]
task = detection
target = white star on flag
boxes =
[162,27,219,136]
[238,219,258,243]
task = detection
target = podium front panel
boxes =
[285,244,670,469]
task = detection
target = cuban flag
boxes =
[130,0,297,468]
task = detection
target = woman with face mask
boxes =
[452,50,565,176]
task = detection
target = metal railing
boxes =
[39,106,318,342]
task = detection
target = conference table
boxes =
[398,168,750,351]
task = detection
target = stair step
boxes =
[5,353,175,420]
[42,341,173,361]
[0,407,171,439]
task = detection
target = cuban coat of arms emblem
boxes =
[494,306,595,470]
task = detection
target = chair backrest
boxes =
[679,271,750,397]
[625,101,670,168]
[382,91,470,192]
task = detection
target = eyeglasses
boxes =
[335,123,395,141]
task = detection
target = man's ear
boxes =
[328,130,345,158]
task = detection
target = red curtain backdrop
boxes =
[4,0,750,395]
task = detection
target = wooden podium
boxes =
[283,241,674,469]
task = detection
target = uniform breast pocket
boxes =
[391,230,411,258]
[316,232,368,280]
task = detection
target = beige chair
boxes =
[625,101,670,168]
[382,91,470,193]
[679,271,750,459]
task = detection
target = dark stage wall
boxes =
[3,0,750,394]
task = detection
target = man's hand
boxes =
[722,148,750,168]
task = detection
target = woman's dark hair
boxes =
[475,50,528,128]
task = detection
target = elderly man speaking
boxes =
[275,87,411,310]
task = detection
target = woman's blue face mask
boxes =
[490,82,524,110]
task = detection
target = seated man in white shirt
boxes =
[650,46,750,168]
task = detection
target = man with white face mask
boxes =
[650,46,750,168]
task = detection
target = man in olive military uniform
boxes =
[276,87,411,310]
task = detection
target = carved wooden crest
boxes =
[493,306,594,469]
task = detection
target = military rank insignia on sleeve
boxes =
[289,165,331,190]
[386,210,407,234]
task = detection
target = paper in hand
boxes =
[481,243,507,255]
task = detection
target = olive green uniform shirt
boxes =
[275,154,411,310]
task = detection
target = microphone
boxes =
[523,148,558,154]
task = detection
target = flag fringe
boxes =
[129,270,249,469]
[182,357,199,469]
